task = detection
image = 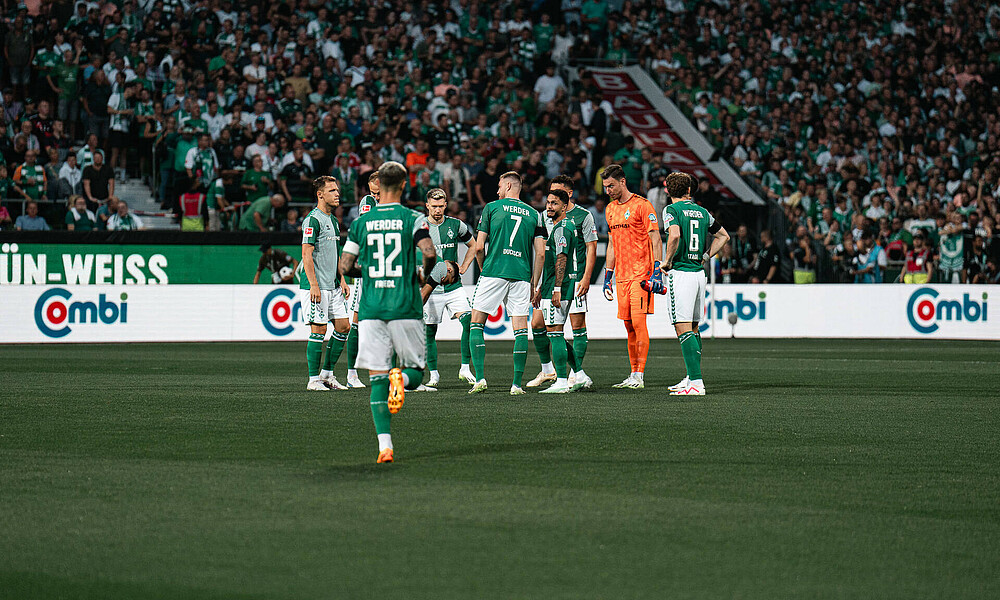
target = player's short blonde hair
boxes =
[426,188,447,202]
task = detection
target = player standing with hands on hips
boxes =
[645,173,729,396]
[602,164,663,389]
[301,176,351,391]
[339,161,443,463]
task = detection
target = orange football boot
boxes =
[388,368,405,414]
[376,448,394,463]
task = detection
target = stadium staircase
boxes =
[117,177,179,230]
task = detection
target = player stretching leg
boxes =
[527,175,598,389]
[339,162,438,463]
[423,188,478,387]
[345,171,380,388]
[601,165,663,389]
[467,172,546,395]
[652,173,729,396]
[301,176,351,391]
[532,189,582,393]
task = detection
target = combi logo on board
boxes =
[261,288,302,336]
[907,287,988,334]
[34,288,128,338]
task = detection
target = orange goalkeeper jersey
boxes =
[606,193,657,281]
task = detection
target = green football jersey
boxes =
[346,203,428,321]
[427,216,472,294]
[357,194,378,215]
[540,217,580,299]
[662,200,714,272]
[545,204,598,281]
[938,231,964,271]
[300,208,342,290]
[478,197,544,281]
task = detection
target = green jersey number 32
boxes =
[368,232,402,278]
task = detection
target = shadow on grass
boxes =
[317,439,569,479]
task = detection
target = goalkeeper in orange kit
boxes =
[600,164,663,389]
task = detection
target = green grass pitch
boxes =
[2,339,999,599]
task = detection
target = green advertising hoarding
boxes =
[0,244,303,285]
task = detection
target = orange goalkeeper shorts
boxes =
[616,279,653,321]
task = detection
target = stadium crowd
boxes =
[0,0,997,283]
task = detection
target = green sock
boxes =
[459,313,472,365]
[532,327,550,365]
[513,328,528,387]
[322,329,348,370]
[402,367,423,390]
[572,327,588,371]
[307,332,324,377]
[425,324,438,372]
[564,339,576,372]
[549,331,568,378]
[470,322,486,381]
[678,331,702,380]
[346,323,359,369]
[369,374,391,435]
[694,329,702,352]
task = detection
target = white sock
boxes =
[377,433,392,451]
[348,369,358,379]
[569,369,576,379]
[690,378,704,387]
[576,369,587,380]
[320,369,333,379]
[309,375,321,383]
[460,363,471,372]
[541,362,554,374]
[555,377,568,387]
[633,372,644,382]
[402,372,411,387]
[431,370,440,379]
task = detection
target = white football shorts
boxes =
[472,276,531,317]
[540,298,571,326]
[356,318,426,371]
[666,269,707,325]
[424,287,472,324]
[300,288,349,324]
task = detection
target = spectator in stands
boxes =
[0,164,29,203]
[106,200,144,231]
[242,154,272,204]
[95,196,119,230]
[239,193,285,232]
[15,200,49,231]
[750,230,780,284]
[0,205,11,230]
[938,213,967,283]
[854,232,886,284]
[57,153,83,200]
[790,226,817,284]
[902,232,934,285]
[13,150,46,201]
[281,208,302,233]
[65,195,97,231]
[82,151,114,210]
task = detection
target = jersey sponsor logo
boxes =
[261,288,302,336]
[907,287,988,334]
[303,226,314,236]
[502,248,523,257]
[34,287,128,338]
[608,223,632,231]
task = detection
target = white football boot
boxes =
[670,382,706,396]
[526,371,556,387]
[668,377,690,392]
[307,380,330,391]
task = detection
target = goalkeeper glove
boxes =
[603,269,614,301]
[650,261,662,287]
